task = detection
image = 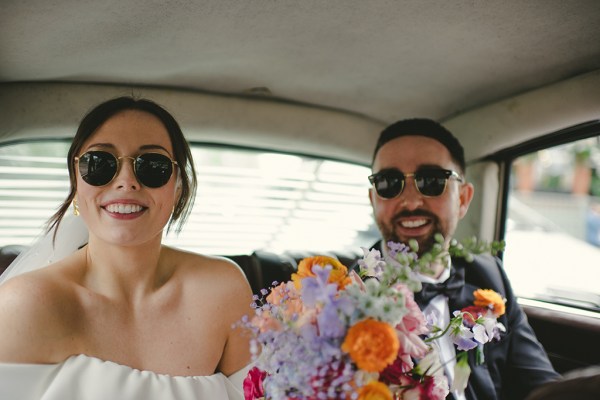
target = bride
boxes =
[0,97,253,399]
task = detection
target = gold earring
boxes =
[73,197,80,216]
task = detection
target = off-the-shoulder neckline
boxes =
[1,353,224,380]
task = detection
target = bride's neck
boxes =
[82,235,172,301]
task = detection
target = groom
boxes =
[366,118,559,400]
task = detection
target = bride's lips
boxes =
[101,200,148,220]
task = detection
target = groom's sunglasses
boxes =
[369,168,463,199]
[75,151,178,188]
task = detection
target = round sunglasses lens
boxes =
[416,173,447,196]
[135,154,173,188]
[79,152,117,186]
[375,175,403,198]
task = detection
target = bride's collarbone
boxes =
[76,295,223,347]
[75,323,224,376]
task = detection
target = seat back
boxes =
[0,245,28,277]
[225,251,297,296]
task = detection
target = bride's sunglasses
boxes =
[75,151,178,188]
[369,168,463,199]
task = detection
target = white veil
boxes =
[0,215,89,285]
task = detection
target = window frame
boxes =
[482,120,600,315]
[481,120,600,241]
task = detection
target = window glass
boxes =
[504,136,600,311]
[0,141,378,256]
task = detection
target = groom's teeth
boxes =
[106,204,143,214]
[401,219,427,228]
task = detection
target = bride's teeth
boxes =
[106,204,143,214]
[401,219,427,228]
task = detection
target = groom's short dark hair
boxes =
[372,118,466,172]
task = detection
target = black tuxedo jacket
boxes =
[367,241,560,400]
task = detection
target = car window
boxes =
[504,136,600,311]
[0,140,378,256]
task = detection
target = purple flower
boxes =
[387,241,411,258]
[301,266,338,307]
[318,305,344,337]
[450,324,478,351]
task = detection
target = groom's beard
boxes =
[378,209,444,256]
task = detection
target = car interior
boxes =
[1,0,599,383]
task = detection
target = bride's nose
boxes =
[113,156,140,190]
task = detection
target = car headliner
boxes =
[1,0,600,163]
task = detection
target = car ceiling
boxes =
[1,0,600,163]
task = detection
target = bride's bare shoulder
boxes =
[165,247,251,298]
[0,260,82,362]
[0,262,74,305]
[165,246,247,279]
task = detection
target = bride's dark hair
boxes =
[47,96,197,238]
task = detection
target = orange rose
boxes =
[473,289,506,316]
[358,381,393,400]
[341,318,399,373]
[291,256,351,289]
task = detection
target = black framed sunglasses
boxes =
[75,151,178,188]
[368,168,463,199]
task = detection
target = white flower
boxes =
[415,348,444,378]
[451,355,471,394]
[472,324,489,344]
[425,308,444,334]
[479,316,506,342]
[358,247,386,277]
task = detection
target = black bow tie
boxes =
[414,265,465,305]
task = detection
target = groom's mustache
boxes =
[392,209,438,222]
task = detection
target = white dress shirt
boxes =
[416,267,466,400]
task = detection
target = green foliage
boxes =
[448,236,505,263]
[368,235,505,292]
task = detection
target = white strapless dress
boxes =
[0,354,250,399]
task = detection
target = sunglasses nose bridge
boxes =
[114,155,141,187]
[401,172,423,197]
[388,173,427,209]
[116,156,137,170]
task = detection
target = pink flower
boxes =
[379,354,414,384]
[309,361,349,396]
[396,328,429,360]
[267,281,304,320]
[397,374,449,400]
[265,282,288,305]
[396,284,429,335]
[243,367,267,400]
[251,310,282,333]
[393,284,430,360]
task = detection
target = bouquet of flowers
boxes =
[243,235,505,400]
